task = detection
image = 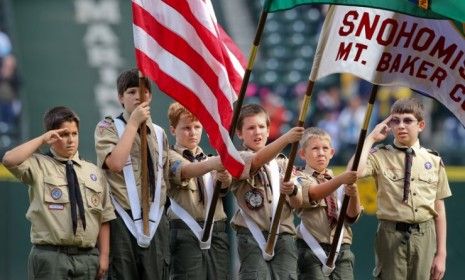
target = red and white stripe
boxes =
[132,0,246,177]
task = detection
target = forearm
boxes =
[181,160,215,179]
[105,123,138,171]
[251,137,289,172]
[346,193,361,221]
[97,222,110,258]
[2,135,44,167]
[308,176,348,201]
[352,137,376,177]
[434,200,447,258]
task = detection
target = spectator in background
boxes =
[337,94,366,160]
[0,54,21,126]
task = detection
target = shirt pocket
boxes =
[83,180,104,212]
[417,172,438,201]
[43,176,69,204]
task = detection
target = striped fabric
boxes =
[132,0,246,177]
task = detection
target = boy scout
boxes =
[94,68,170,279]
[291,127,359,280]
[356,98,451,280]
[230,104,304,280]
[2,106,115,280]
[167,102,231,279]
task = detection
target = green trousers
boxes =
[28,245,99,280]
[296,239,354,280]
[373,219,436,280]
[236,228,297,280]
[108,212,170,280]
[169,220,229,279]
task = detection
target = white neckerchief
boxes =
[297,183,345,275]
[112,118,164,248]
[239,158,280,261]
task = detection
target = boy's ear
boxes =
[169,126,176,136]
[329,147,335,159]
[418,119,425,132]
[236,129,243,140]
[298,148,306,160]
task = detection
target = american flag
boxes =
[131,0,246,177]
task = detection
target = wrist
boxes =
[288,185,298,197]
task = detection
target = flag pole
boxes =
[201,0,272,242]
[326,84,379,267]
[265,80,314,255]
[138,70,150,235]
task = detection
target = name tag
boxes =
[48,204,64,210]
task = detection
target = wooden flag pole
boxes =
[326,84,379,267]
[201,1,272,242]
[265,80,315,255]
[138,70,150,236]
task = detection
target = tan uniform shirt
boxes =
[7,150,115,247]
[362,140,451,223]
[94,111,170,210]
[167,144,227,221]
[231,151,295,235]
[295,167,353,244]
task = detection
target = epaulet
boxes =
[370,144,392,153]
[426,148,440,156]
[97,116,113,128]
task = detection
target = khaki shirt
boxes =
[94,111,170,210]
[295,167,353,244]
[231,151,295,235]
[7,150,115,247]
[362,140,451,223]
[167,144,227,221]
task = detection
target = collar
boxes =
[173,143,204,156]
[393,139,420,154]
[49,148,82,166]
[303,166,333,177]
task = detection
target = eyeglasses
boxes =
[389,117,418,127]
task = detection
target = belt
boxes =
[395,222,420,232]
[34,244,98,255]
[170,219,227,232]
[234,226,293,236]
[296,239,351,251]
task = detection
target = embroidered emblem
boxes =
[170,160,181,175]
[48,204,64,210]
[91,194,100,207]
[244,189,264,210]
[97,119,112,135]
[90,174,97,181]
[424,162,432,170]
[50,188,62,200]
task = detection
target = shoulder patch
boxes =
[98,118,113,128]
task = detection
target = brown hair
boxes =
[391,98,424,121]
[43,106,80,131]
[236,104,270,131]
[167,102,198,128]
[299,127,332,149]
[116,68,151,96]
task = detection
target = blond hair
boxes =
[299,127,332,149]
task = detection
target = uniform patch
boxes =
[48,204,64,210]
[90,174,97,181]
[170,160,182,175]
[244,189,264,210]
[50,188,62,200]
[424,162,432,170]
[91,194,100,207]
[97,119,112,135]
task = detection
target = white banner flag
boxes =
[310,5,465,126]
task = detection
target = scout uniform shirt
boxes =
[168,144,227,221]
[6,149,115,247]
[231,151,295,235]
[296,167,354,245]
[95,111,170,210]
[362,139,451,223]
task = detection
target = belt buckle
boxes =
[66,246,79,255]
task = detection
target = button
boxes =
[413,193,417,196]
[411,178,415,181]
[415,209,418,212]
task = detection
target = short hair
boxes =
[299,127,332,149]
[116,68,151,96]
[43,106,80,131]
[167,102,198,128]
[391,98,424,121]
[236,104,270,131]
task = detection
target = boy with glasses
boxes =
[356,98,451,280]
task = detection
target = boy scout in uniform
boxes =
[167,102,231,279]
[356,98,451,280]
[2,106,115,280]
[230,104,304,280]
[94,68,170,279]
[291,127,359,280]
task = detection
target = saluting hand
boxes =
[42,128,68,145]
[369,116,392,143]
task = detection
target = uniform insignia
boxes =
[90,174,97,181]
[244,189,264,210]
[424,161,432,170]
[97,118,113,135]
[48,204,64,210]
[91,194,100,207]
[170,160,181,175]
[51,187,62,200]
